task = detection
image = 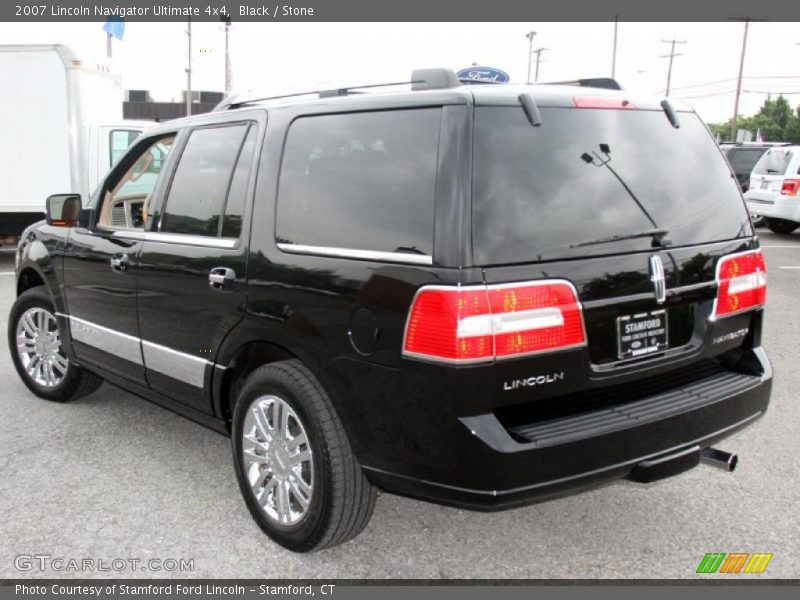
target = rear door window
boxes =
[472,107,750,265]
[220,125,258,238]
[276,108,441,257]
[160,124,250,238]
[728,148,767,174]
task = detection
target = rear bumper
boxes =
[745,193,800,222]
[364,347,772,510]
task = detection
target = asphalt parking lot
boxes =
[0,234,798,580]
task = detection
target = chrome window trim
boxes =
[276,242,433,265]
[112,230,238,249]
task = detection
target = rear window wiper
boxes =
[570,228,671,248]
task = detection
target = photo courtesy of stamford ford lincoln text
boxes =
[0,0,798,596]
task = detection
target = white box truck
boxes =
[0,44,151,244]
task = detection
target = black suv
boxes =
[9,69,772,552]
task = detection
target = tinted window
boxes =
[161,124,248,237]
[276,109,441,256]
[472,107,750,265]
[753,148,794,176]
[221,126,257,238]
[728,148,767,174]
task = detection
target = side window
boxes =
[276,108,441,257]
[221,126,258,238]
[160,124,249,237]
[109,129,144,166]
[98,135,175,230]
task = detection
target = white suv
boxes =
[745,146,800,234]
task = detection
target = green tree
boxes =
[708,96,800,143]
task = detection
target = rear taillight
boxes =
[403,280,586,364]
[781,179,800,196]
[712,250,767,319]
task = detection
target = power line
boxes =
[672,90,737,99]
[659,74,800,95]
[744,89,800,94]
[671,88,800,100]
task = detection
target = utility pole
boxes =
[532,47,548,83]
[525,31,536,84]
[222,16,233,94]
[611,16,618,79]
[730,20,751,142]
[660,38,686,97]
[185,17,192,117]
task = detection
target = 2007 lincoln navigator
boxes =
[8,68,771,551]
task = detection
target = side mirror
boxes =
[46,194,82,227]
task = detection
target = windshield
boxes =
[472,107,751,265]
[727,147,768,174]
[752,148,795,176]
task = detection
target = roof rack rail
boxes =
[213,68,462,111]
[545,77,622,91]
[729,141,792,146]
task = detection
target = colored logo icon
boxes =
[696,552,773,574]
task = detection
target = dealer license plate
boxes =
[616,309,668,359]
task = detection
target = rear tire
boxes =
[766,218,798,235]
[231,359,376,552]
[8,286,103,402]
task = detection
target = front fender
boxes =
[14,223,71,342]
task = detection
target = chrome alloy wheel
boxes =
[242,395,314,526]
[15,307,69,388]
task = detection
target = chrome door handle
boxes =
[110,253,129,273]
[209,267,236,291]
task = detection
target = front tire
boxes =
[231,360,376,552]
[8,286,102,402]
[766,218,798,234]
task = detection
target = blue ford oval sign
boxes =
[456,66,510,84]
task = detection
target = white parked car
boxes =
[745,145,800,234]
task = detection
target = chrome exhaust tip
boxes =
[700,448,738,472]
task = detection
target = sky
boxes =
[1,21,798,123]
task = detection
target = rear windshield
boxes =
[727,147,768,174]
[472,107,751,265]
[752,147,795,176]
